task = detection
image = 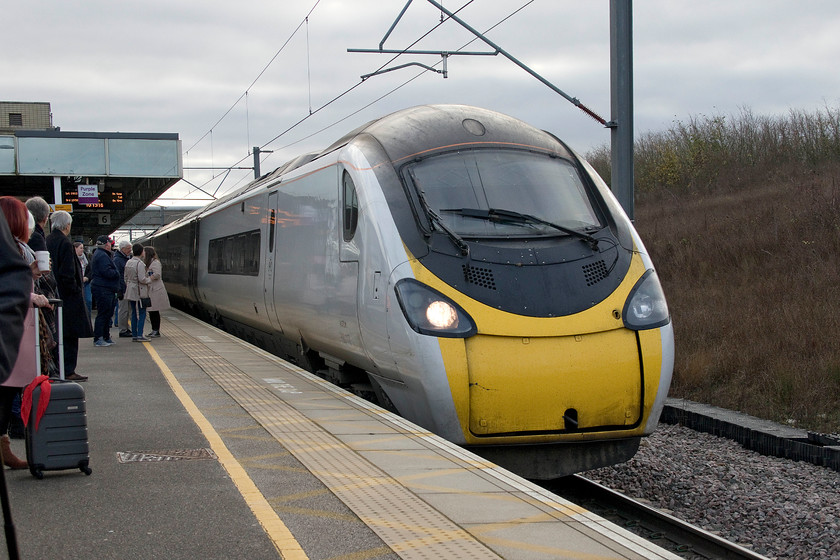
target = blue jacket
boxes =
[90,247,120,291]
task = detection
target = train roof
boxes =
[344,104,574,165]
[151,105,573,237]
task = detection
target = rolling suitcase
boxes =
[23,300,92,479]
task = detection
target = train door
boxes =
[188,218,202,303]
[339,169,382,371]
[336,169,365,358]
[263,191,282,333]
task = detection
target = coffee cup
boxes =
[35,250,50,272]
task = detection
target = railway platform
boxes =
[1,308,679,559]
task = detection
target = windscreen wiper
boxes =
[409,170,470,256]
[440,207,599,250]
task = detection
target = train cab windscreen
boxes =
[404,149,601,238]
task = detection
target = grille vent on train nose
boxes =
[463,265,497,290]
[582,260,608,286]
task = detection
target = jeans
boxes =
[91,286,116,341]
[130,301,147,338]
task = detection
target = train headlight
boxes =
[426,300,458,329]
[395,279,477,338]
[623,269,670,330]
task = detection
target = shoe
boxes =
[147,331,161,338]
[65,373,88,382]
[133,337,151,342]
[119,330,133,338]
[94,338,113,347]
[104,339,115,344]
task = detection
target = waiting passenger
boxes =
[74,242,92,315]
[124,244,151,342]
[24,196,50,253]
[45,210,92,381]
[114,240,132,337]
[25,196,60,361]
[89,236,119,347]
[143,246,170,338]
[0,210,30,376]
[0,197,52,468]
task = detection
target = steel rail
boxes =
[547,475,770,560]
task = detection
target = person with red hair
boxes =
[0,197,48,306]
[0,198,30,246]
[0,196,52,468]
[0,207,29,383]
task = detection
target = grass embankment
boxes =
[587,107,840,433]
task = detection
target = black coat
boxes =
[90,247,119,291]
[114,249,130,295]
[27,223,48,252]
[46,229,93,339]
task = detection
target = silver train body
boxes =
[148,105,674,479]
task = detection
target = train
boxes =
[145,104,674,479]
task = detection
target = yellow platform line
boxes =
[145,343,308,560]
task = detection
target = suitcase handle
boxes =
[43,299,65,379]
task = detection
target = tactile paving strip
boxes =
[165,326,502,560]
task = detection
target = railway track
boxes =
[545,475,770,560]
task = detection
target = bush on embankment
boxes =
[587,106,840,433]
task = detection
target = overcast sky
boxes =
[5,0,840,206]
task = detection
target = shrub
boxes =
[586,106,840,433]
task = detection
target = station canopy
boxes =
[0,129,182,244]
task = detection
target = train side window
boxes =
[207,229,260,276]
[342,170,358,241]
[269,208,276,252]
[268,191,277,253]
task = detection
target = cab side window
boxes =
[342,171,359,241]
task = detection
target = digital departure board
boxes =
[63,188,123,208]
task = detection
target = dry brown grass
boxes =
[588,107,840,432]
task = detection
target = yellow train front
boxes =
[150,105,673,480]
[361,106,674,479]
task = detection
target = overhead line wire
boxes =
[257,0,537,154]
[183,0,323,155]
[181,1,473,198]
[181,0,533,200]
[258,0,474,149]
